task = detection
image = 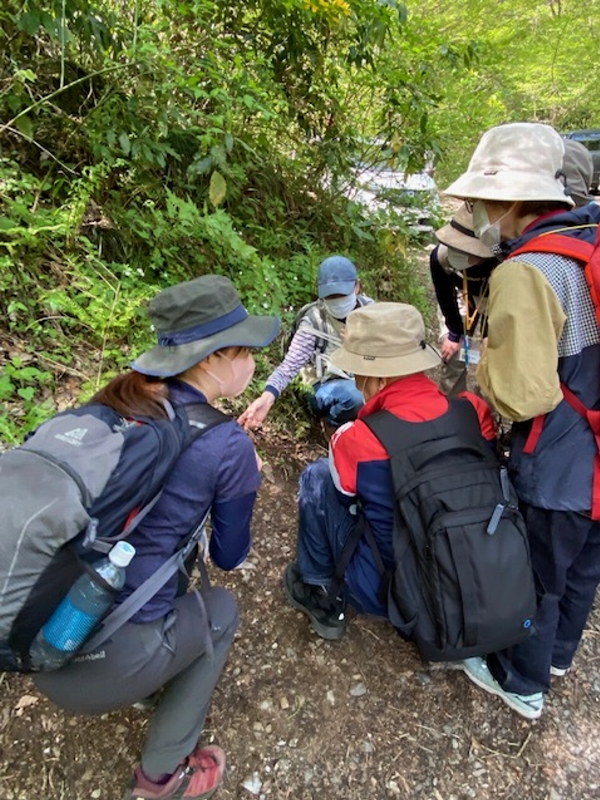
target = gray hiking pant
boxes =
[33,586,238,776]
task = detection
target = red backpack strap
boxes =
[511,233,594,263]
[512,232,600,329]
[561,384,600,520]
[520,383,600,519]
[522,414,546,454]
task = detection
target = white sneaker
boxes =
[550,664,571,677]
[462,657,544,720]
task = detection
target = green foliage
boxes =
[2,0,595,440]
[0,357,55,444]
[405,0,600,185]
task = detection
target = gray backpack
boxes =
[0,400,228,672]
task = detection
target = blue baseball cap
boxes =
[317,255,358,299]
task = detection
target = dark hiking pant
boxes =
[296,458,387,616]
[34,586,238,776]
[488,504,600,695]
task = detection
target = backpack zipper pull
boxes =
[500,467,512,503]
[486,504,505,535]
[83,517,99,548]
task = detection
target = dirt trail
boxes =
[2,430,600,800]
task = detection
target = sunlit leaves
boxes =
[209,171,227,207]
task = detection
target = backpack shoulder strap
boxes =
[363,400,488,467]
[93,403,231,550]
[511,229,600,329]
[181,402,232,436]
[511,232,594,263]
[83,405,231,649]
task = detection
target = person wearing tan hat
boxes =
[282,302,496,641]
[33,274,279,800]
[432,142,594,398]
[431,204,499,395]
[444,122,600,721]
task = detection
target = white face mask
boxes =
[447,247,475,271]
[472,200,513,250]
[324,293,357,320]
[356,375,383,402]
[205,351,255,397]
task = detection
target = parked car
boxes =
[562,129,600,193]
[341,141,439,233]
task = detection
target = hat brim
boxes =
[571,191,593,207]
[318,280,357,299]
[444,171,574,206]
[329,342,441,378]
[132,315,280,378]
[435,220,493,260]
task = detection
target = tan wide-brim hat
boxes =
[329,302,441,378]
[444,122,574,206]
[435,204,493,260]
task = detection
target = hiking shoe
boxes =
[462,657,544,720]
[282,562,347,640]
[124,746,225,799]
[550,664,571,677]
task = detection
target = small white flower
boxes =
[137,268,145,276]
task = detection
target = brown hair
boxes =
[517,200,571,217]
[88,372,170,419]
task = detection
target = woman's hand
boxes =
[440,336,462,362]
[238,391,276,430]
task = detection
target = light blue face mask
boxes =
[324,293,357,320]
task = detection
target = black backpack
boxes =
[0,400,228,672]
[339,399,537,662]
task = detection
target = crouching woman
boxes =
[34,275,279,800]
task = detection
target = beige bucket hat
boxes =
[329,302,441,378]
[444,122,574,206]
[435,204,493,260]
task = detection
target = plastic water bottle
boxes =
[30,541,135,671]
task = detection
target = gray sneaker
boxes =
[462,657,544,720]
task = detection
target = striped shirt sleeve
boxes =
[265,328,317,396]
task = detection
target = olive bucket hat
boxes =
[132,274,280,378]
[329,302,441,378]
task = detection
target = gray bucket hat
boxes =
[444,122,574,206]
[329,302,441,378]
[132,274,280,378]
[562,139,594,206]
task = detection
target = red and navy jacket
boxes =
[329,374,495,616]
